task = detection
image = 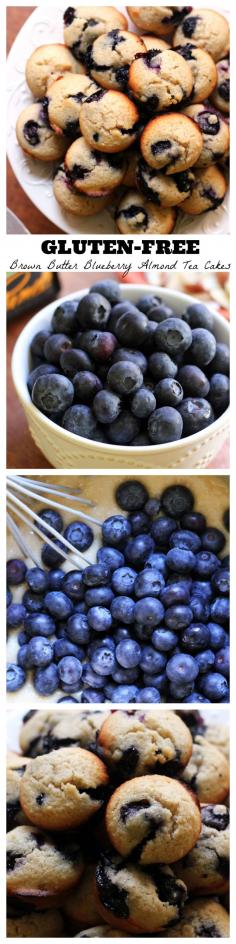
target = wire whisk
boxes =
[7,476,102,570]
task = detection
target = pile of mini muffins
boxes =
[7,708,229,937]
[15,6,230,233]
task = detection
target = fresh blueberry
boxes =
[195,552,220,578]
[44,333,72,364]
[26,636,54,667]
[112,666,139,684]
[201,527,225,554]
[47,568,65,590]
[110,685,139,702]
[115,311,149,346]
[80,330,117,361]
[22,591,45,613]
[87,606,112,633]
[170,530,201,553]
[185,302,214,331]
[62,404,98,439]
[183,693,210,703]
[177,364,210,398]
[54,639,84,662]
[162,484,194,518]
[108,410,140,444]
[82,563,110,587]
[188,328,216,367]
[44,591,73,620]
[37,507,63,536]
[82,664,106,689]
[60,348,92,379]
[181,512,206,534]
[211,569,229,596]
[214,646,229,678]
[136,293,162,314]
[7,559,27,586]
[52,299,78,335]
[155,378,183,408]
[93,390,121,424]
[97,546,125,571]
[134,597,164,629]
[27,363,61,394]
[81,690,105,702]
[57,655,82,690]
[64,520,93,551]
[210,597,229,624]
[191,580,213,602]
[210,342,229,376]
[148,406,183,444]
[166,548,196,574]
[194,648,215,675]
[168,680,195,701]
[125,534,155,568]
[150,516,177,544]
[41,540,65,568]
[102,515,131,548]
[152,628,178,652]
[32,374,74,416]
[166,652,199,683]
[208,622,228,651]
[67,613,90,644]
[128,511,149,535]
[198,672,229,702]
[112,347,148,374]
[165,605,193,630]
[7,603,27,629]
[181,622,210,652]
[6,588,12,607]
[116,638,141,668]
[134,568,165,598]
[111,567,136,595]
[143,671,167,693]
[149,351,178,381]
[209,373,229,415]
[17,644,32,670]
[155,317,192,356]
[77,292,111,328]
[91,646,117,676]
[73,370,102,403]
[62,570,84,600]
[115,480,148,512]
[189,596,210,622]
[26,567,49,593]
[108,361,143,397]
[160,582,190,607]
[7,663,26,691]
[140,646,166,674]
[113,627,131,643]
[145,553,167,576]
[111,596,135,624]
[131,386,156,419]
[85,586,114,607]
[30,329,52,358]
[89,280,121,305]
[57,696,79,703]
[179,398,214,436]
[135,687,161,702]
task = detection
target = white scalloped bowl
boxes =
[12,285,230,469]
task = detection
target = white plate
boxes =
[7,4,230,235]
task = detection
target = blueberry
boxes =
[77,292,111,328]
[44,333,72,364]
[110,685,139,702]
[181,512,206,534]
[201,527,225,554]
[179,398,214,436]
[183,693,210,703]
[214,646,229,678]
[108,410,140,445]
[185,302,214,331]
[209,373,229,415]
[83,563,110,587]
[17,644,32,670]
[136,293,162,314]
[191,580,213,602]
[143,671,167,693]
[37,508,63,536]
[135,687,161,702]
[41,540,65,568]
[26,567,49,593]
[150,516,176,545]
[7,663,26,692]
[131,386,156,418]
[64,520,93,551]
[129,511,149,535]
[26,636,54,668]
[97,546,125,571]
[144,498,161,518]
[82,690,105,702]
[211,569,229,595]
[210,597,229,624]
[134,597,164,629]
[112,666,139,684]
[210,342,229,376]
[67,613,90,644]
[30,329,52,358]
[89,280,121,305]
[22,591,45,613]
[87,606,112,633]
[102,515,131,548]
[6,589,12,607]
[93,389,121,425]
[140,646,166,674]
[80,330,117,361]
[188,328,216,367]
[195,551,220,578]
[152,628,177,652]
[194,649,215,675]
[148,406,183,444]
[149,351,178,381]
[7,604,27,629]
[178,365,210,398]
[146,303,174,324]
[169,681,194,701]
[58,696,79,703]
[85,586,114,607]
[54,639,84,662]
[116,639,141,668]
[162,484,194,518]
[62,404,98,439]
[125,534,155,568]
[52,300,78,335]
[91,646,116,676]
[88,637,115,658]
[155,317,192,356]
[111,596,135,624]
[134,569,165,598]
[155,378,183,408]
[181,622,210,652]
[166,548,196,574]
[189,597,210,622]
[115,480,148,512]
[57,655,82,690]
[7,559,27,586]
[165,605,193,630]
[32,374,74,416]
[109,301,139,331]
[115,311,149,346]
[111,567,136,596]
[47,568,65,590]
[166,653,199,683]
[198,672,229,702]
[208,622,228,651]
[82,665,106,689]
[170,530,201,553]
[27,363,61,394]
[112,348,148,374]
[74,370,102,403]
[62,570,84,600]
[160,582,190,607]
[108,361,143,397]
[131,433,150,446]
[24,612,56,637]
[113,627,131,643]
[60,348,92,379]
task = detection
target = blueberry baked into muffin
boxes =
[19,709,108,758]
[19,746,109,830]
[98,709,192,778]
[13,5,230,232]
[174,803,229,895]
[7,824,84,896]
[95,852,187,932]
[165,896,229,937]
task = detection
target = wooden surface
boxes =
[7,6,65,235]
[7,273,229,470]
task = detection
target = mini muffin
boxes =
[137,158,195,207]
[95,852,187,933]
[63,7,128,61]
[128,48,193,112]
[47,74,99,136]
[7,902,64,938]
[53,164,110,216]
[65,136,127,195]
[16,103,68,161]
[174,803,229,895]
[105,774,201,865]
[87,30,145,90]
[140,112,203,173]
[115,189,176,234]
[19,709,108,757]
[175,44,217,103]
[210,59,230,115]
[173,9,230,62]
[7,759,31,832]
[25,43,84,98]
[203,724,229,761]
[20,747,109,830]
[98,709,193,778]
[180,165,227,215]
[7,825,84,896]
[181,736,229,802]
[79,89,141,152]
[165,897,229,937]
[127,7,190,38]
[63,865,101,929]
[183,104,229,168]
[141,35,170,53]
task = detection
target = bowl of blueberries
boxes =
[11,280,230,469]
[6,476,229,704]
